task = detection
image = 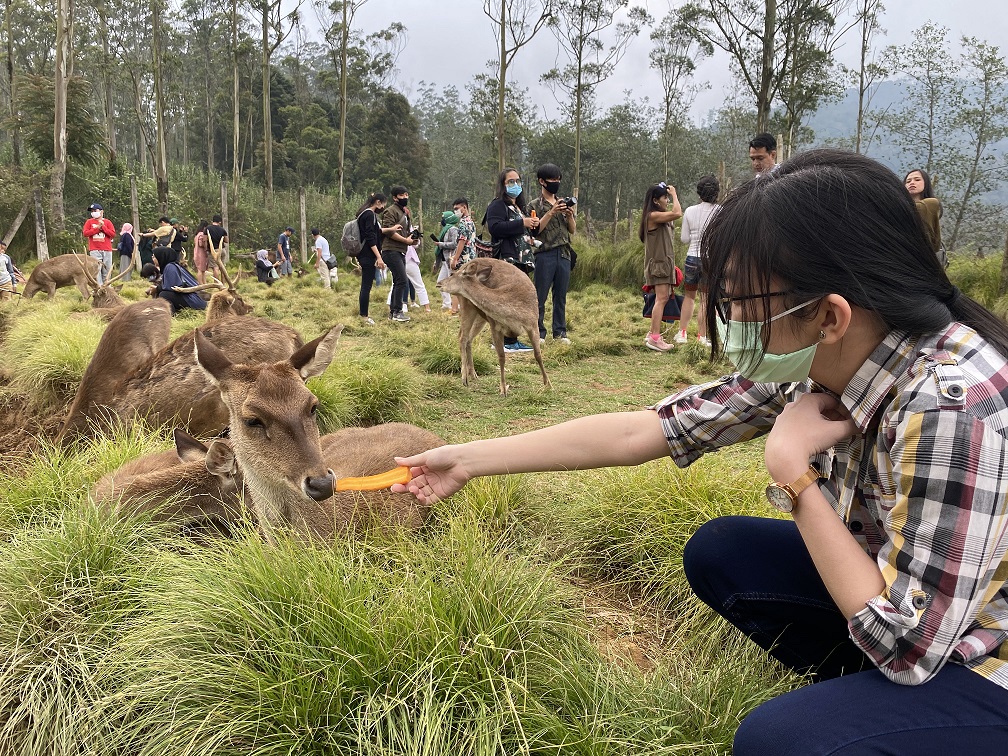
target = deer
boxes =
[170,248,254,323]
[66,249,141,320]
[438,257,550,396]
[22,254,102,300]
[58,298,305,444]
[194,326,444,541]
[91,428,245,526]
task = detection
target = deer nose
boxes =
[303,471,335,501]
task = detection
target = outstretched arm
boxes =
[394,410,669,503]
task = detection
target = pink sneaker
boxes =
[645,333,674,352]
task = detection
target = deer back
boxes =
[23,254,100,298]
[60,299,173,442]
[288,423,445,539]
[440,258,538,329]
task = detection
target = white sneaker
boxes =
[360,316,375,325]
[673,330,688,344]
[697,336,712,348]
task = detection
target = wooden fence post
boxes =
[33,188,49,261]
[612,183,620,248]
[220,178,230,265]
[298,186,307,264]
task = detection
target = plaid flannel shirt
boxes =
[654,324,1008,688]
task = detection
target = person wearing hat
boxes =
[141,216,176,250]
[82,202,116,285]
[277,226,294,277]
[168,218,189,253]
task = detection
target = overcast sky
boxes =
[343,0,1008,123]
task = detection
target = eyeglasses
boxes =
[712,290,791,324]
[505,178,522,187]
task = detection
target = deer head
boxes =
[210,245,253,315]
[74,250,136,308]
[194,324,343,535]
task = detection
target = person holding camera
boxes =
[381,185,415,323]
[486,168,540,352]
[528,163,576,345]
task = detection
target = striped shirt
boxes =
[654,324,1008,688]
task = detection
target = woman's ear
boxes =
[818,294,852,344]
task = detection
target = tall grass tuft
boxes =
[106,524,755,755]
[513,446,769,615]
[415,329,494,376]
[308,354,424,431]
[0,506,165,756]
[0,306,104,409]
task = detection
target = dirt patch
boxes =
[568,576,676,674]
[0,373,64,459]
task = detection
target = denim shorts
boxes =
[683,256,704,291]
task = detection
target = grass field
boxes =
[0,257,863,755]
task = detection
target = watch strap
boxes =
[780,465,821,501]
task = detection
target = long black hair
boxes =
[357,192,386,216]
[495,167,526,211]
[904,168,936,200]
[638,183,671,242]
[702,149,1008,358]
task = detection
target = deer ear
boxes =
[475,262,494,286]
[205,439,238,478]
[290,324,343,380]
[174,428,209,462]
[194,329,232,384]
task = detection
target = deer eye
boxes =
[310,404,319,416]
[244,417,264,429]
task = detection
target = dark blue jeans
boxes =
[357,252,376,317]
[533,248,571,339]
[384,250,408,317]
[684,516,1008,754]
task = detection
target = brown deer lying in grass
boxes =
[438,257,550,396]
[194,327,444,540]
[58,298,304,443]
[91,428,244,525]
[22,254,101,300]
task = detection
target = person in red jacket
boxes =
[82,202,115,284]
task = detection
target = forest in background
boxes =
[1,0,1007,264]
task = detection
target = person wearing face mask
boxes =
[486,167,540,352]
[528,163,576,344]
[381,185,415,323]
[392,150,1008,755]
[82,203,116,285]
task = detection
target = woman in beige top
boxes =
[639,182,682,351]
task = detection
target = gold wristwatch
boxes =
[765,465,821,513]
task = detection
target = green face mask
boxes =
[716,298,820,383]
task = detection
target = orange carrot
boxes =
[335,465,412,492]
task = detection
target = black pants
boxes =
[533,248,571,338]
[358,252,376,317]
[384,250,408,317]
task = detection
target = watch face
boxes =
[765,484,795,513]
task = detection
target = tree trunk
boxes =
[337,1,348,201]
[5,0,20,167]
[131,174,141,271]
[51,0,73,233]
[496,0,506,171]
[34,188,49,261]
[261,2,273,198]
[573,43,583,199]
[220,179,230,264]
[2,195,31,246]
[855,1,868,153]
[298,186,307,264]
[152,0,169,213]
[756,0,776,132]
[231,0,240,198]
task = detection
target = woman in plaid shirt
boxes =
[395,149,1008,753]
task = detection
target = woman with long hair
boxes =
[639,182,682,351]
[905,168,946,266]
[394,150,1008,754]
[356,192,387,325]
[192,219,211,285]
[485,167,540,352]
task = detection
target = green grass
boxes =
[0,260,814,754]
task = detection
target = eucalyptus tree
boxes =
[542,0,649,198]
[649,8,712,176]
[52,0,74,230]
[483,0,554,171]
[852,0,885,153]
[249,0,302,198]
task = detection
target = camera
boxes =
[409,228,421,242]
[560,196,577,208]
